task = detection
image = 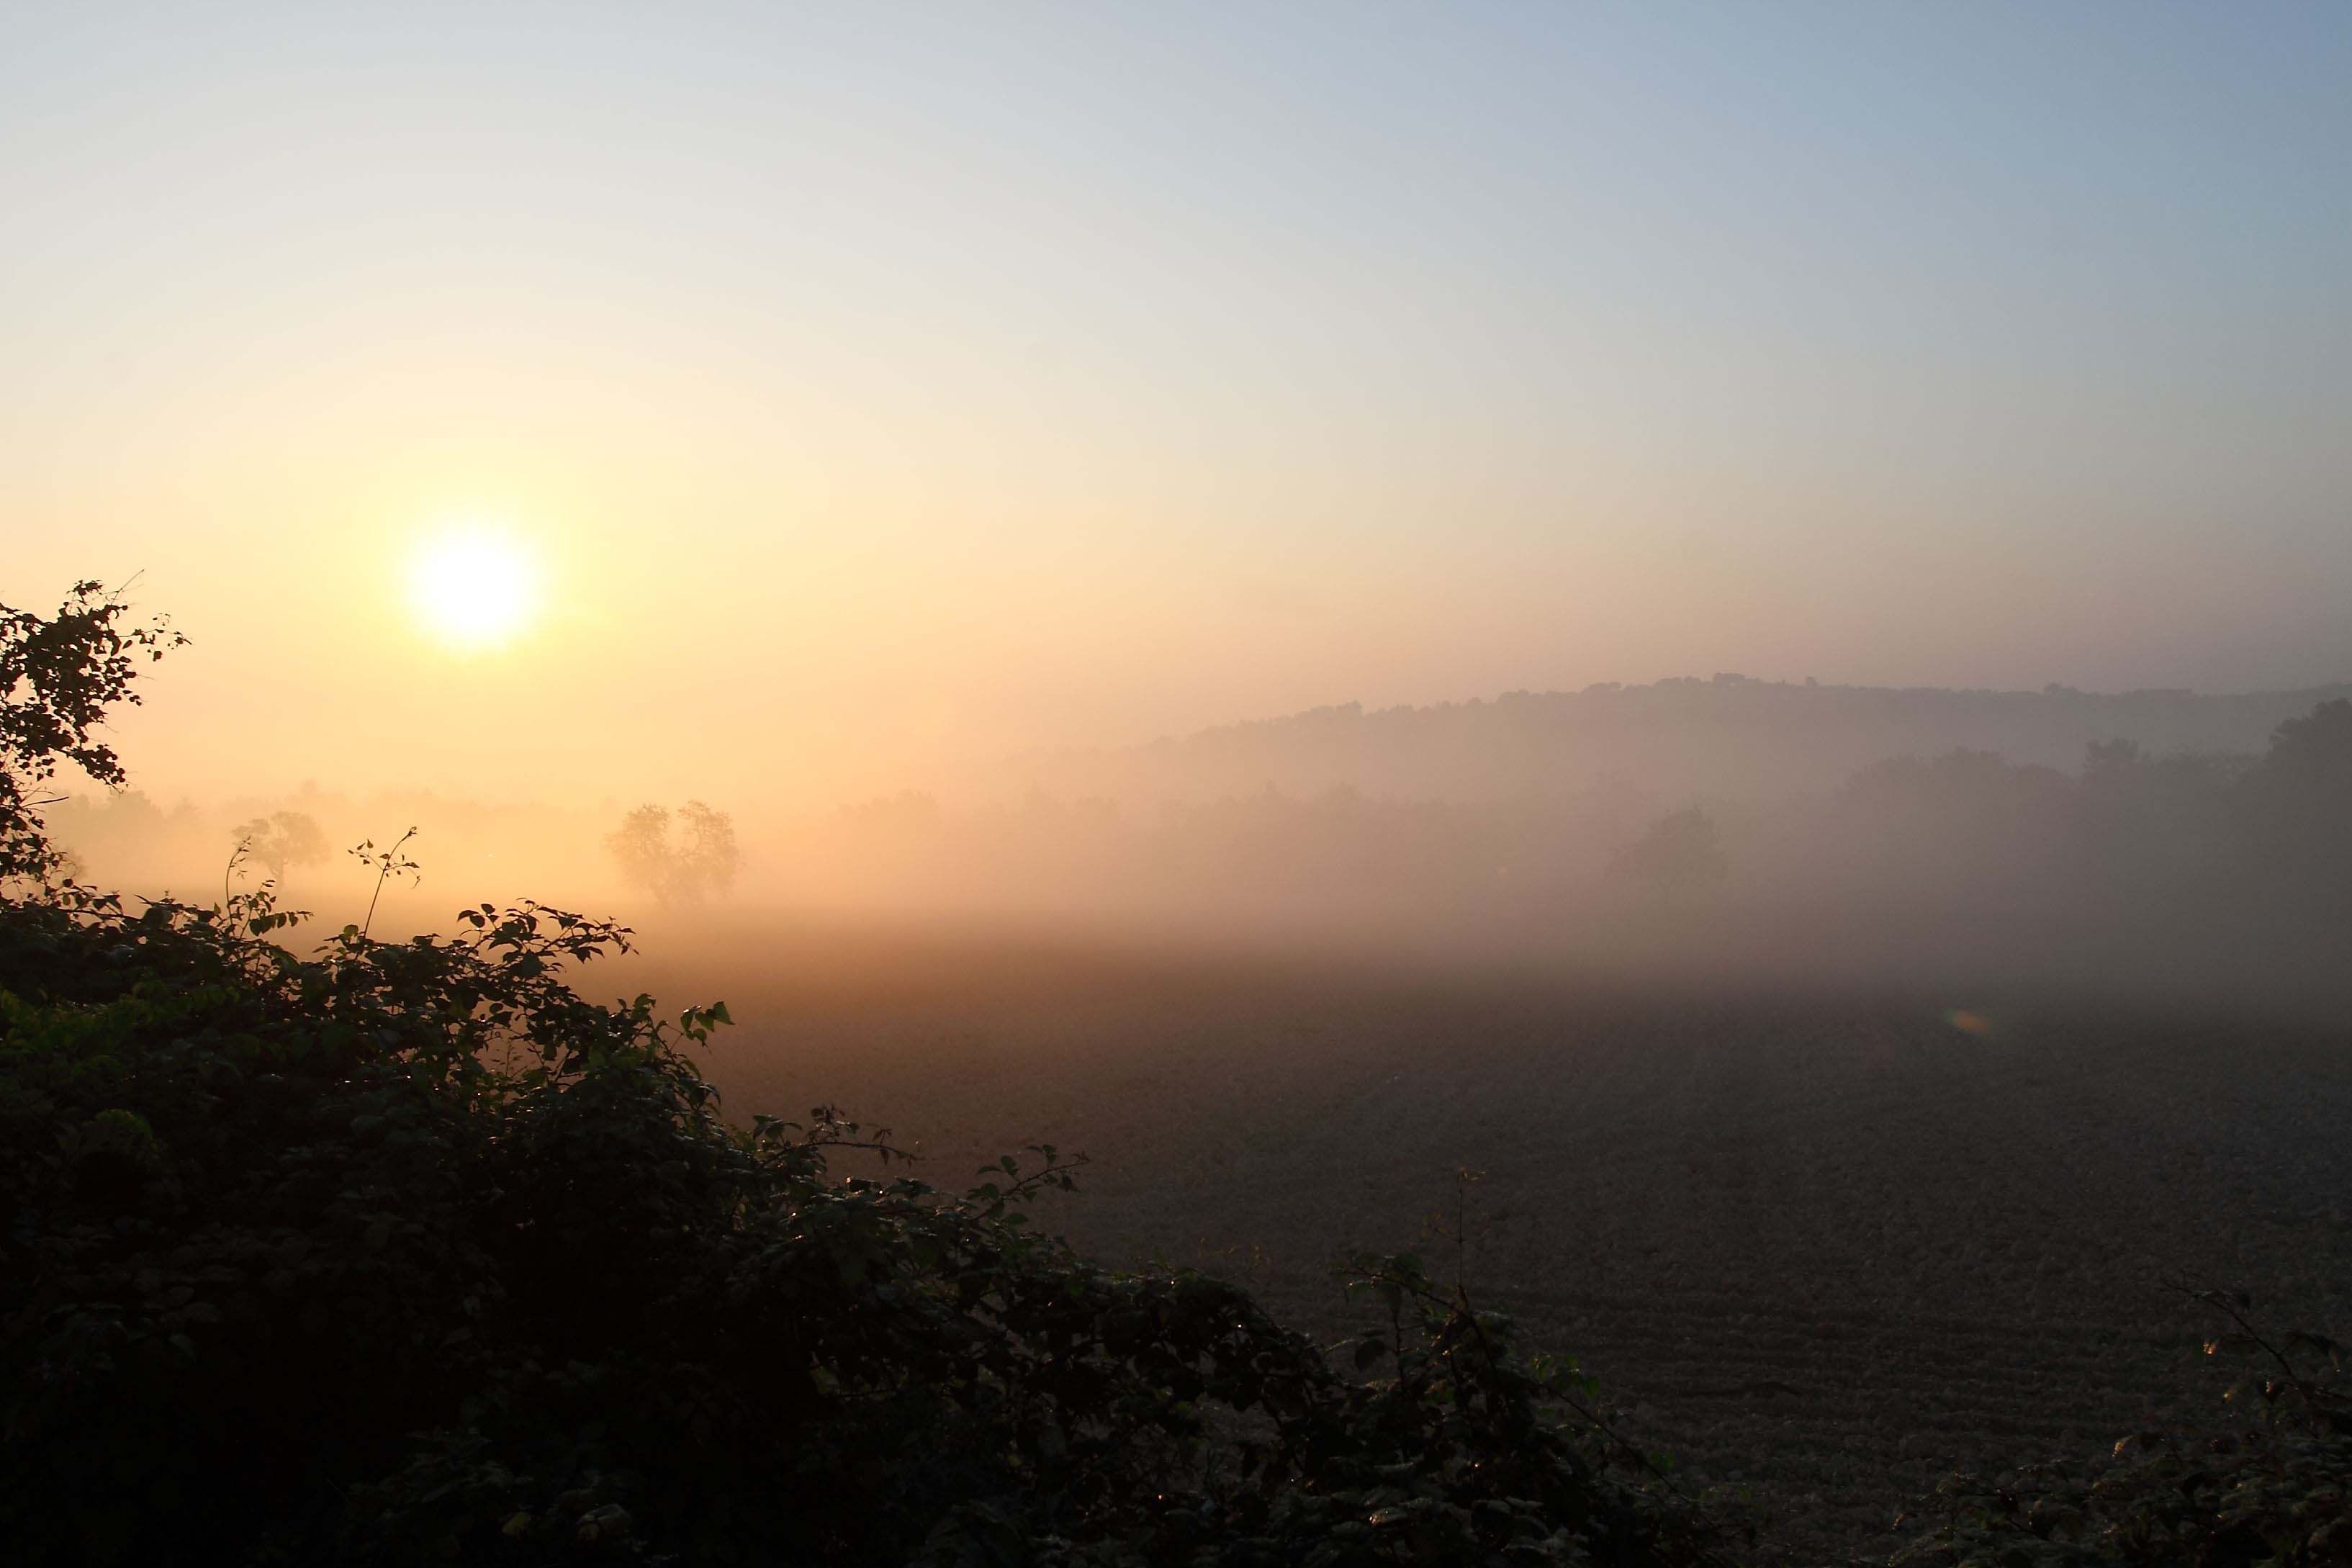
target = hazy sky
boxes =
[6,2,2348,806]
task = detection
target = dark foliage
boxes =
[0,579,184,880]
[0,894,1729,1567]
[1892,1289,2351,1567]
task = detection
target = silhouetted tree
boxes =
[230,810,329,887]
[1613,806,1727,899]
[1826,749,2080,909]
[0,580,184,881]
[2238,698,2352,919]
[2077,739,2247,901]
[604,799,742,905]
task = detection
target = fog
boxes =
[48,675,2352,1024]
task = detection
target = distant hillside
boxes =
[1012,677,2352,804]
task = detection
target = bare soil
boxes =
[626,916,2352,1563]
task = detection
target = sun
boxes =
[407,523,542,651]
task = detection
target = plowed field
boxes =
[634,922,2352,1562]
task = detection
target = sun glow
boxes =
[407,523,542,652]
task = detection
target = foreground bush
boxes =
[0,878,1734,1566]
[1892,1301,2350,1568]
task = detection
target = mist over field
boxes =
[48,674,2352,1022]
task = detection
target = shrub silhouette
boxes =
[1892,1287,2351,1567]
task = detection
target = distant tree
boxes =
[230,810,330,887]
[2078,739,2249,900]
[2237,698,2352,919]
[1613,806,1728,899]
[2249,699,2352,798]
[2081,736,2143,775]
[605,804,672,898]
[605,799,742,905]
[1831,749,2081,905]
